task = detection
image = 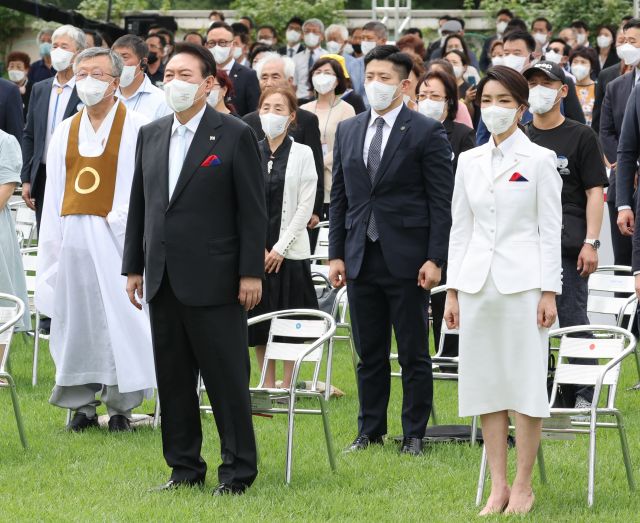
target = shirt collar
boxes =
[172,103,207,136]
[368,102,404,130]
[489,127,522,158]
[223,59,236,72]
[116,74,155,100]
[53,74,76,89]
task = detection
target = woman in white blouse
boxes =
[248,87,319,388]
[445,66,562,516]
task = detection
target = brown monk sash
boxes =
[61,102,127,217]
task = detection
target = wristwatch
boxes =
[584,239,601,250]
[428,258,446,268]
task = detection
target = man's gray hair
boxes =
[254,52,295,81]
[74,48,124,77]
[325,24,349,41]
[52,24,87,52]
[303,18,325,34]
[36,28,54,45]
[363,21,388,40]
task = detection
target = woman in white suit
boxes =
[444,66,562,516]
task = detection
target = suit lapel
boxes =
[168,106,223,209]
[354,110,370,182]
[157,117,173,209]
[64,86,81,118]
[373,105,412,188]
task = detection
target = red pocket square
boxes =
[509,172,528,182]
[201,154,221,167]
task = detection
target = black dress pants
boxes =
[148,273,258,486]
[347,241,432,439]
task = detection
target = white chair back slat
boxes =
[15,207,36,223]
[588,273,635,294]
[555,364,620,386]
[24,275,37,294]
[21,254,38,272]
[270,318,328,338]
[265,341,323,362]
[0,305,20,345]
[559,336,625,359]
[587,295,631,316]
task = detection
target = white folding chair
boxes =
[476,325,636,508]
[309,221,330,279]
[0,293,28,448]
[247,309,337,484]
[9,201,37,248]
[20,247,48,386]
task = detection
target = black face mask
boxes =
[352,43,362,54]
[147,52,158,65]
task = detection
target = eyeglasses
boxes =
[75,71,116,81]
[206,39,233,48]
[416,93,446,102]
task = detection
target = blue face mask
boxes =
[40,42,52,57]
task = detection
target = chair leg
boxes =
[32,311,40,387]
[65,408,72,427]
[476,443,488,506]
[319,396,336,471]
[430,403,438,426]
[348,330,358,384]
[588,417,597,507]
[470,416,478,446]
[2,372,28,449]
[634,344,640,384]
[537,443,547,484]
[153,391,161,430]
[285,393,297,485]
[613,411,635,491]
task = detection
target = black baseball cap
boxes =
[523,61,567,84]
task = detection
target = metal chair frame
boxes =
[476,325,636,508]
[9,200,37,248]
[0,293,28,448]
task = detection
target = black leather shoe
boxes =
[212,483,248,496]
[67,412,99,432]
[400,436,424,456]
[344,434,384,453]
[108,414,132,432]
[151,478,205,492]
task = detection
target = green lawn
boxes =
[1,332,639,522]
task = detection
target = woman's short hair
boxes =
[568,45,599,73]
[443,34,472,62]
[426,58,455,77]
[308,57,348,95]
[416,70,460,120]
[396,34,426,60]
[215,69,237,113]
[258,86,299,116]
[444,48,470,67]
[7,51,30,68]
[477,65,529,109]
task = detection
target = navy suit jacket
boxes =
[227,61,260,117]
[329,104,454,280]
[0,78,24,146]
[21,77,80,185]
[617,83,640,211]
[592,63,622,134]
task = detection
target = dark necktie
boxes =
[308,50,314,71]
[366,117,385,241]
[288,48,294,57]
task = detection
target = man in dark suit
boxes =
[123,43,266,496]
[0,78,24,146]
[600,69,636,265]
[243,52,324,234]
[329,46,453,456]
[278,16,306,57]
[618,84,640,249]
[479,9,514,71]
[21,25,85,231]
[207,22,260,116]
[592,62,623,134]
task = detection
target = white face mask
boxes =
[164,79,202,113]
[571,63,590,81]
[360,41,377,56]
[76,76,113,107]
[207,88,220,107]
[119,64,140,88]
[211,45,232,65]
[8,70,25,83]
[312,73,337,94]
[304,33,320,48]
[616,43,640,66]
[503,54,527,72]
[286,30,301,44]
[365,80,400,112]
[496,21,508,35]
[418,98,446,121]
[51,47,74,71]
[597,35,612,49]
[481,105,518,135]
[452,65,464,79]
[233,47,243,60]
[545,50,563,64]
[528,85,561,114]
[576,33,588,45]
[533,32,547,45]
[343,43,354,55]
[258,39,273,46]
[325,40,343,54]
[260,112,291,139]
[491,56,505,67]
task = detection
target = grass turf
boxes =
[1,332,639,522]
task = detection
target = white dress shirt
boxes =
[489,126,520,172]
[168,104,206,198]
[44,74,77,164]
[285,42,302,57]
[293,47,327,98]
[116,74,171,121]
[222,58,235,74]
[362,103,404,165]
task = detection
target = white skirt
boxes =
[457,274,550,418]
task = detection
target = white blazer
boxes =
[447,128,563,295]
[273,140,318,260]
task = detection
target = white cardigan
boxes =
[272,140,318,260]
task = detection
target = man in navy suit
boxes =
[329,45,453,456]
[206,22,260,116]
[0,78,24,146]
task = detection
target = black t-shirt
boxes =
[527,118,608,209]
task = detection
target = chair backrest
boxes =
[429,285,459,359]
[331,286,349,324]
[0,293,26,373]
[549,325,636,410]
[587,266,637,329]
[11,203,37,247]
[311,221,330,264]
[20,247,38,298]
[249,309,336,391]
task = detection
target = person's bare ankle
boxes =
[479,485,510,516]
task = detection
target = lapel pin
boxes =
[400,126,406,131]
[210,136,215,141]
